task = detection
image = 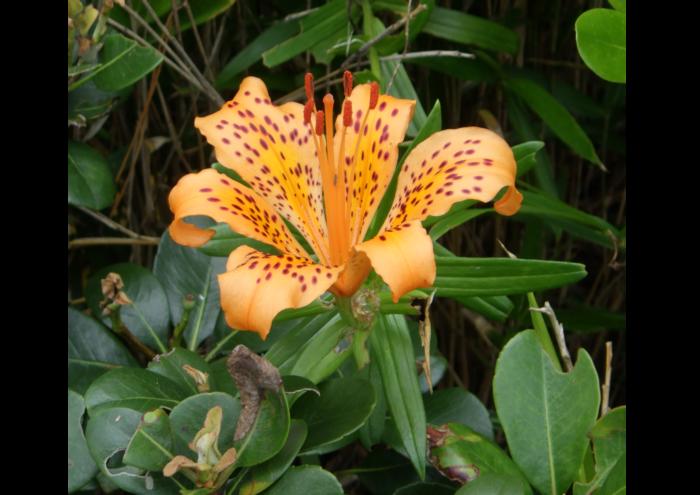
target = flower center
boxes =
[304,71,379,266]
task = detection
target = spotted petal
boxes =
[384,127,522,229]
[195,77,330,263]
[168,168,306,257]
[354,221,435,302]
[218,246,342,338]
[335,85,415,245]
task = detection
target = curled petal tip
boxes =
[494,186,523,216]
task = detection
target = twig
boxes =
[530,301,573,372]
[284,7,319,21]
[181,0,215,80]
[69,237,160,249]
[600,341,613,416]
[386,0,412,92]
[74,205,156,240]
[341,3,427,69]
[381,50,475,62]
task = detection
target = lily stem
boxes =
[108,305,156,362]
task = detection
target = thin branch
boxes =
[69,237,160,249]
[601,341,613,416]
[341,3,427,69]
[381,50,476,62]
[386,0,412,92]
[284,7,319,21]
[74,205,155,240]
[530,302,573,371]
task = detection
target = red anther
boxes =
[369,82,379,109]
[304,73,315,101]
[343,70,353,97]
[303,100,314,124]
[343,100,353,127]
[315,110,325,135]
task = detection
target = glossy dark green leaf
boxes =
[68,141,116,209]
[575,9,626,83]
[85,367,190,415]
[493,330,600,495]
[123,408,174,471]
[424,388,493,440]
[264,312,337,372]
[236,389,290,467]
[85,407,180,494]
[423,7,519,54]
[574,406,626,495]
[357,449,420,494]
[68,307,139,395]
[370,314,426,479]
[265,465,342,495]
[456,473,531,494]
[216,20,299,89]
[68,80,118,123]
[169,392,239,457]
[292,375,376,454]
[282,375,320,406]
[83,33,163,92]
[513,141,545,177]
[148,348,212,396]
[69,390,98,493]
[429,423,531,492]
[238,420,308,495]
[263,0,347,67]
[506,77,602,166]
[208,357,238,396]
[434,256,587,297]
[358,357,387,449]
[85,262,170,354]
[153,232,226,351]
[178,0,237,30]
[394,482,455,495]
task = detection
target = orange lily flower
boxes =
[168,73,522,339]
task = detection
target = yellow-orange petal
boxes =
[384,127,522,229]
[355,221,435,302]
[168,168,306,256]
[194,77,330,262]
[335,84,415,245]
[218,246,342,339]
[332,251,372,297]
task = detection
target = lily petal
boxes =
[195,77,330,263]
[168,168,306,256]
[336,85,415,244]
[355,221,435,302]
[218,246,342,338]
[384,127,522,229]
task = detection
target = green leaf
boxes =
[429,423,531,492]
[282,375,320,406]
[68,141,116,210]
[153,231,226,351]
[429,208,491,240]
[506,77,603,167]
[555,306,626,334]
[394,482,455,494]
[84,367,190,415]
[455,473,531,494]
[357,449,420,494]
[264,312,337,372]
[265,465,343,495]
[85,262,170,354]
[178,0,237,30]
[263,0,347,67]
[434,256,587,297]
[370,314,426,479]
[380,59,427,136]
[198,223,278,257]
[68,307,138,395]
[423,7,519,54]
[493,330,600,495]
[148,348,212,395]
[575,9,626,83]
[574,407,626,495]
[216,20,299,89]
[292,375,376,454]
[358,357,388,449]
[123,408,174,471]
[90,33,163,91]
[169,392,238,457]
[608,0,625,12]
[69,390,98,493]
[236,389,291,467]
[209,357,238,396]
[513,141,545,177]
[85,407,180,494]
[424,388,493,440]
[238,420,308,495]
[369,99,442,239]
